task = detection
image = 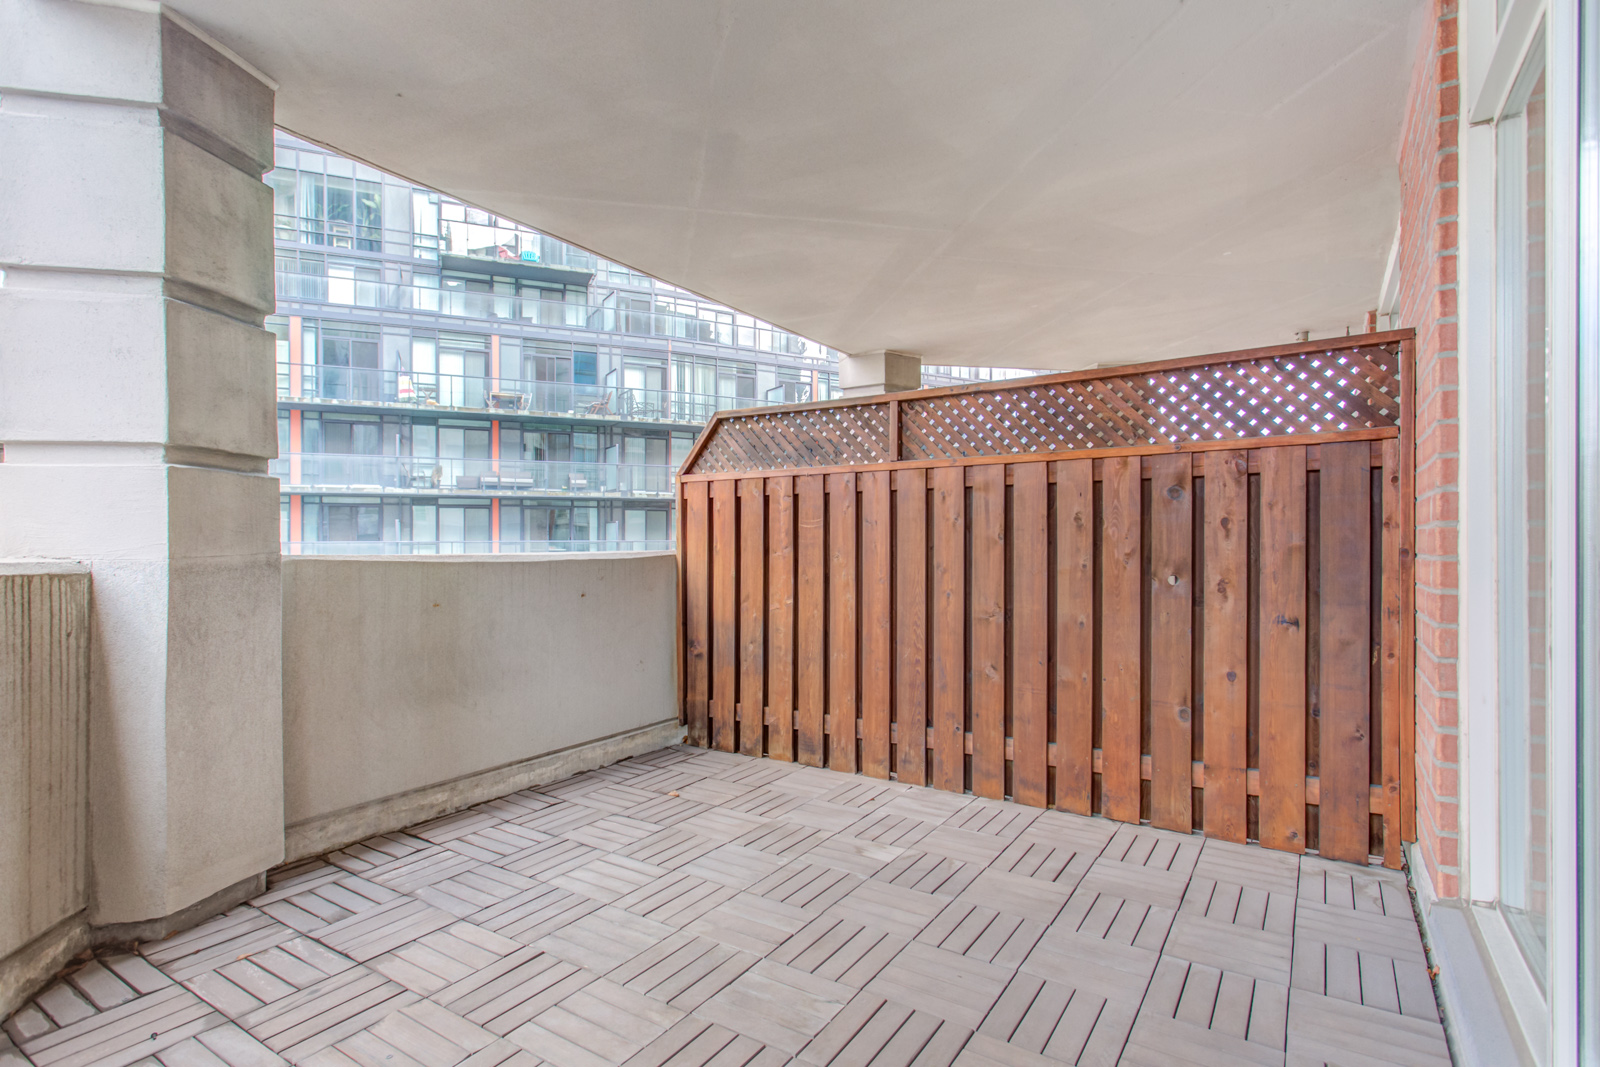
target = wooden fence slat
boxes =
[1100,456,1142,822]
[931,465,966,793]
[1259,446,1308,853]
[894,468,928,786]
[768,479,795,762]
[970,463,1006,799]
[860,470,892,779]
[1318,441,1373,863]
[711,479,739,753]
[739,478,766,758]
[1202,450,1249,842]
[1380,439,1404,868]
[1011,463,1049,807]
[683,482,710,748]
[796,475,826,767]
[1054,460,1095,814]
[1148,453,1193,831]
[827,472,859,773]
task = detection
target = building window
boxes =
[1495,33,1550,984]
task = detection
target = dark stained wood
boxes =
[1318,442,1373,864]
[827,472,859,773]
[711,479,739,753]
[1379,438,1403,867]
[796,475,826,768]
[1147,453,1193,832]
[1202,451,1249,843]
[930,465,966,793]
[969,464,1006,799]
[767,479,796,762]
[1010,463,1049,808]
[1258,446,1308,854]
[739,479,766,758]
[859,470,892,779]
[894,468,929,786]
[1054,460,1095,815]
[683,482,710,748]
[1099,456,1142,823]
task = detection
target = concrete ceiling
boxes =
[168,0,1423,370]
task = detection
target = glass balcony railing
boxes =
[274,274,815,357]
[282,539,674,555]
[276,362,780,423]
[272,454,677,497]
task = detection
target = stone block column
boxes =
[0,1,284,929]
[838,349,922,397]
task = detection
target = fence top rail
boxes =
[680,328,1416,477]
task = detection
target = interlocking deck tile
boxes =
[799,991,969,1067]
[1283,988,1450,1067]
[771,917,906,989]
[620,1017,786,1067]
[916,902,1045,969]
[696,959,854,1054]
[505,976,683,1067]
[6,747,1453,1067]
[19,985,222,1067]
[864,943,1010,1032]
[609,932,758,1010]
[532,906,674,974]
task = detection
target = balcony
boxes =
[275,274,817,359]
[278,364,786,425]
[271,454,678,499]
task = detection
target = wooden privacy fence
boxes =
[677,330,1415,868]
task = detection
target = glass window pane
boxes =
[1497,47,1551,983]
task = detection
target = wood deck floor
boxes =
[1,747,1451,1067]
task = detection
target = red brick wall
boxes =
[1396,0,1461,899]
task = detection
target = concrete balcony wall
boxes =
[280,552,682,860]
[0,568,90,1020]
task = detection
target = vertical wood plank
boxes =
[827,472,859,773]
[894,468,928,786]
[1054,459,1095,814]
[1011,463,1049,807]
[1100,456,1143,823]
[1399,339,1418,844]
[683,482,710,748]
[739,478,766,758]
[1318,442,1373,864]
[1380,438,1404,867]
[711,479,739,753]
[859,471,892,778]
[767,479,796,762]
[970,464,1006,799]
[796,475,826,767]
[1259,446,1308,853]
[931,466,966,793]
[1148,453,1194,831]
[1203,450,1250,842]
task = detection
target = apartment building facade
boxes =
[267,133,1020,554]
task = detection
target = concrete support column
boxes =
[0,1,284,928]
[838,349,921,397]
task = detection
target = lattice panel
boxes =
[902,344,1402,460]
[686,341,1402,473]
[690,402,894,474]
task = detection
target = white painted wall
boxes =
[281,553,680,839]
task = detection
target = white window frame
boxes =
[1458,0,1581,1061]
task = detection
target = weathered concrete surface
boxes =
[0,1,283,927]
[0,569,90,1020]
[281,553,680,843]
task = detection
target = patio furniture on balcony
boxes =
[489,390,528,412]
